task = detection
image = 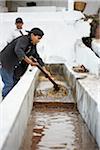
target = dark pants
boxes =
[0,63,28,98]
[0,62,28,98]
[0,67,14,98]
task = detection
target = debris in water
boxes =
[72,65,89,73]
[47,85,68,98]
[35,85,68,98]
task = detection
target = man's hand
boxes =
[30,60,38,66]
[42,66,54,80]
[24,56,38,66]
[29,56,37,62]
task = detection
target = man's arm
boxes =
[14,37,28,60]
[29,56,53,79]
[24,56,38,66]
[42,66,52,77]
[14,37,38,67]
[30,45,45,67]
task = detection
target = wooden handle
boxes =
[30,56,59,90]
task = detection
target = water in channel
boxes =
[20,64,99,150]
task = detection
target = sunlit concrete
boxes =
[17,6,57,12]
[17,0,74,12]
[0,66,39,150]
[92,39,100,58]
[75,39,100,77]
[64,64,100,148]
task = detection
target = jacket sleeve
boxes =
[30,45,45,67]
[14,37,28,60]
[35,51,45,67]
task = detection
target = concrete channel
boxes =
[19,64,99,150]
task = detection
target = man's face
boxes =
[31,34,42,45]
[16,23,23,29]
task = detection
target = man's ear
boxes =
[31,33,35,38]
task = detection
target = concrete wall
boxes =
[64,64,100,148]
[8,0,68,12]
[75,39,100,77]
[0,67,39,150]
[6,0,100,14]
[17,6,57,12]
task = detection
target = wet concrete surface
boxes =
[19,64,99,150]
[20,107,98,150]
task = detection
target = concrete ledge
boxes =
[76,75,100,148]
[17,6,57,12]
[64,63,100,148]
[75,39,100,77]
[0,67,39,150]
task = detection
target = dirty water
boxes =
[19,64,99,150]
[20,107,98,150]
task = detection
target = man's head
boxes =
[15,17,24,29]
[29,28,44,45]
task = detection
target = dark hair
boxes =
[15,17,23,23]
[27,28,44,37]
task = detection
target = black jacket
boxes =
[0,35,44,72]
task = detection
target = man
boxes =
[7,17,26,43]
[0,28,52,99]
[0,17,26,51]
